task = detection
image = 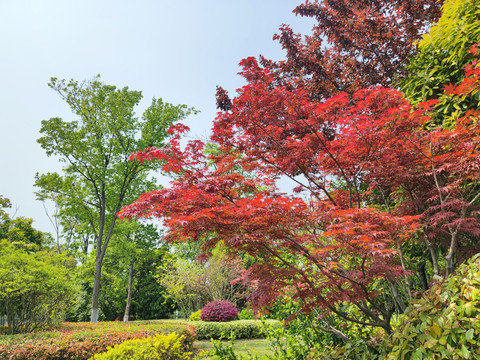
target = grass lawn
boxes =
[192,338,273,358]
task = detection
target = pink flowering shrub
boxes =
[200,301,238,322]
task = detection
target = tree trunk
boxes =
[124,263,134,323]
[90,256,103,323]
[389,280,406,313]
[417,260,429,291]
[445,230,459,277]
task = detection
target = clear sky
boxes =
[0,0,315,234]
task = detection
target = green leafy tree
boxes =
[158,256,206,318]
[0,240,76,334]
[35,76,195,322]
[0,196,51,247]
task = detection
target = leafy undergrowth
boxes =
[0,320,196,360]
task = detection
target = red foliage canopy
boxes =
[259,0,443,100]
[120,49,480,332]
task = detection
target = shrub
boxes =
[238,308,255,320]
[190,310,201,321]
[306,338,389,360]
[90,332,192,360]
[200,300,238,322]
[194,320,280,340]
[388,254,480,359]
[0,321,196,360]
[0,240,76,334]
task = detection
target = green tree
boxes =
[158,256,206,318]
[35,76,195,322]
[399,0,480,123]
[0,240,75,334]
[0,195,50,247]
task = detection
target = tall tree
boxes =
[35,76,195,322]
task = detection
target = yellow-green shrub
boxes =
[91,332,192,360]
[190,310,201,321]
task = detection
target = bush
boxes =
[190,310,201,321]
[238,308,255,320]
[201,300,238,322]
[0,321,196,360]
[0,240,76,334]
[194,320,280,340]
[306,338,389,360]
[388,254,480,359]
[90,332,192,360]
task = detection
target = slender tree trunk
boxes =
[417,260,429,291]
[389,280,406,313]
[124,263,134,323]
[91,256,103,323]
[396,239,412,300]
[445,231,458,277]
[424,233,439,276]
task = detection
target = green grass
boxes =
[192,338,273,358]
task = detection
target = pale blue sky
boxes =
[0,0,315,233]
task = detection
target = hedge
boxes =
[194,319,281,340]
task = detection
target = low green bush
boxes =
[190,310,201,321]
[306,338,389,360]
[238,308,255,320]
[194,320,280,340]
[388,254,480,359]
[90,332,192,360]
[0,321,196,360]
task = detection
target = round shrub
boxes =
[200,300,238,322]
[190,310,201,321]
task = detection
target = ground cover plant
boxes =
[0,321,196,360]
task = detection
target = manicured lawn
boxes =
[193,338,273,358]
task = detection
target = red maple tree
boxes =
[258,0,443,101]
[120,47,480,335]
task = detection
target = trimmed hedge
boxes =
[90,332,192,360]
[0,321,196,360]
[194,319,281,340]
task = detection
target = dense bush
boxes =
[238,308,255,320]
[306,339,389,360]
[388,254,480,359]
[90,332,192,360]
[194,320,280,340]
[0,321,196,360]
[190,310,201,321]
[0,240,76,334]
[201,300,238,322]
